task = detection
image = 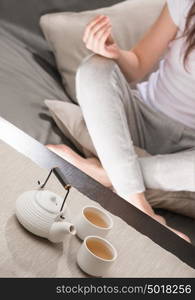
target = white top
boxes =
[137,0,195,129]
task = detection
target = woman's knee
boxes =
[76,54,116,91]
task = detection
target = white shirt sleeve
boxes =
[167,0,192,28]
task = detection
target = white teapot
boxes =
[16,189,76,243]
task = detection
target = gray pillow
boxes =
[40,0,165,102]
[45,100,195,219]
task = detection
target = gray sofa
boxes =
[0,0,122,146]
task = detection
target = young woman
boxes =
[48,0,195,242]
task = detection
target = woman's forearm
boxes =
[114,49,146,84]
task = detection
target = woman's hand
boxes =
[83,15,121,59]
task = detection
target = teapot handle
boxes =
[38,167,72,213]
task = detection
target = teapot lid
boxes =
[35,190,64,214]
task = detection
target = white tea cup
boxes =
[77,236,117,277]
[74,205,113,240]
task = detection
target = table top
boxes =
[1,116,195,271]
[1,139,195,277]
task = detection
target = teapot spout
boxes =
[49,221,76,243]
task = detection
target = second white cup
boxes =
[74,205,113,240]
[77,235,117,277]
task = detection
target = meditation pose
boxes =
[48,0,195,242]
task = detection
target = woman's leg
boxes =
[139,149,195,192]
[76,54,145,200]
[76,54,158,218]
[47,144,112,187]
[75,54,195,193]
[47,144,190,242]
[48,144,195,192]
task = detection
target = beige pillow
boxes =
[45,99,195,219]
[45,100,97,157]
[40,0,165,102]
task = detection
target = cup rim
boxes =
[84,235,118,262]
[82,205,113,230]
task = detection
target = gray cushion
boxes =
[0,26,71,145]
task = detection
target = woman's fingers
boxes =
[98,26,112,54]
[92,24,110,52]
[82,14,118,59]
[90,19,110,39]
[94,23,111,42]
[90,16,110,35]
[86,24,111,52]
[83,15,104,42]
[83,15,110,43]
[85,20,110,47]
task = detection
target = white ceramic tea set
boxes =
[15,168,117,277]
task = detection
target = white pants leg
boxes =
[76,54,195,199]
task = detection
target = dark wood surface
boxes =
[1,117,195,269]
